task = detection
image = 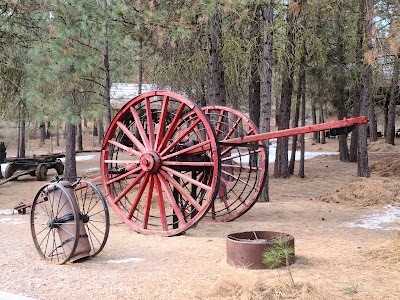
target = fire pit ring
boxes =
[226,231,295,269]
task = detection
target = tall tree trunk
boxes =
[56,122,60,147]
[349,101,360,162]
[386,53,400,145]
[208,8,226,106]
[258,2,274,202]
[274,0,298,178]
[333,4,350,162]
[248,3,261,129]
[299,58,307,178]
[39,122,46,146]
[358,0,373,177]
[138,38,143,94]
[319,104,326,144]
[289,66,303,175]
[77,118,83,151]
[46,121,51,139]
[64,122,77,182]
[350,0,365,161]
[19,99,26,158]
[311,97,318,142]
[98,119,104,145]
[102,0,111,128]
[249,3,261,169]
[369,103,378,141]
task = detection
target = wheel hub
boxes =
[140,151,161,174]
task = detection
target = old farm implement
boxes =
[25,91,367,263]
[0,153,65,186]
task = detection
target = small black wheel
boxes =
[73,180,110,257]
[36,163,48,181]
[54,159,64,175]
[5,163,17,180]
[18,208,27,215]
[30,182,80,264]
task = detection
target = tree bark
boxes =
[386,53,399,145]
[357,0,373,177]
[18,99,26,158]
[299,58,306,178]
[319,104,326,144]
[289,65,303,175]
[77,118,83,151]
[258,2,274,202]
[207,8,226,106]
[98,119,104,145]
[102,0,112,128]
[333,4,349,162]
[311,97,318,142]
[368,103,378,141]
[39,122,46,146]
[249,3,261,169]
[64,122,77,182]
[274,0,297,178]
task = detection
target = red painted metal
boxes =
[100,91,221,236]
[201,106,267,222]
[221,116,368,146]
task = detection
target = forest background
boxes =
[0,0,399,200]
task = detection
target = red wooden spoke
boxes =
[158,174,186,225]
[214,109,226,139]
[116,121,147,153]
[157,103,186,152]
[142,175,154,229]
[159,169,202,212]
[108,140,142,157]
[183,112,205,143]
[144,97,156,150]
[114,171,146,204]
[106,165,142,185]
[162,161,215,167]
[154,174,168,231]
[127,174,150,219]
[159,117,202,157]
[155,95,169,149]
[224,116,242,140]
[162,140,212,160]
[129,106,151,150]
[161,166,212,192]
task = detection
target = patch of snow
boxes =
[106,258,146,264]
[85,167,100,173]
[345,205,400,230]
[59,155,96,162]
[0,209,18,215]
[0,291,37,300]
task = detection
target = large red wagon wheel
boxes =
[101,91,221,236]
[202,106,267,222]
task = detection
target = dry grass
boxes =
[367,231,400,264]
[318,177,400,207]
[208,278,331,300]
[368,140,400,153]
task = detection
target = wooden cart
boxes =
[0,153,64,185]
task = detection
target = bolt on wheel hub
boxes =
[140,151,161,174]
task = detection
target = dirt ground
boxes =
[1,136,400,300]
